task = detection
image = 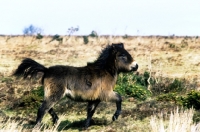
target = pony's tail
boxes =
[13,58,47,79]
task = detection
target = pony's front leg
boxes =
[85,100,100,129]
[112,92,122,121]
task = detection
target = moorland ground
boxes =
[0,35,200,131]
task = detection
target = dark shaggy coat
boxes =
[14,43,138,129]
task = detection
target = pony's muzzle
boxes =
[130,62,138,71]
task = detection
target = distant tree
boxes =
[123,34,129,39]
[89,30,98,37]
[67,26,79,35]
[36,33,43,39]
[52,34,63,42]
[49,34,63,43]
[23,25,43,35]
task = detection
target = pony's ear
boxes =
[112,43,124,49]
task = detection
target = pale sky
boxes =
[0,0,200,36]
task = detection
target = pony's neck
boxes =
[104,61,118,77]
[87,45,118,77]
[87,57,118,77]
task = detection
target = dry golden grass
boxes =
[0,114,66,132]
[1,108,199,132]
[150,108,200,132]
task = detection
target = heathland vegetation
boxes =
[0,35,200,131]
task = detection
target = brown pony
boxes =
[13,43,138,128]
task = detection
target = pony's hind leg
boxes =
[85,100,100,129]
[48,108,59,124]
[34,99,58,129]
[34,100,52,128]
[34,82,65,128]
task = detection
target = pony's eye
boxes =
[119,54,126,57]
[119,54,127,60]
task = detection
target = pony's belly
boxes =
[64,89,74,99]
[64,88,85,101]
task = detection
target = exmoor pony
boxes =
[13,43,138,128]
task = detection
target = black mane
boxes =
[87,45,113,69]
[86,44,125,77]
[95,45,113,67]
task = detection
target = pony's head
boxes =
[94,43,138,75]
[111,43,138,73]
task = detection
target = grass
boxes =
[0,35,200,131]
[150,108,200,132]
[1,107,200,132]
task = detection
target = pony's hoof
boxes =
[53,118,59,125]
[33,122,42,130]
[112,115,118,121]
[82,126,88,130]
[33,125,40,130]
[84,120,90,130]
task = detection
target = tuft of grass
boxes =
[0,118,24,132]
[0,115,67,132]
[150,108,200,132]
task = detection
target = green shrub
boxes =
[18,94,42,108]
[168,79,186,92]
[83,36,89,44]
[181,40,188,48]
[151,78,186,95]
[133,71,153,87]
[156,91,200,110]
[17,86,44,109]
[1,77,13,83]
[115,84,151,101]
[182,90,200,110]
[115,72,151,101]
[31,86,44,97]
[169,43,176,48]
[117,71,152,87]
[193,111,200,123]
[156,92,182,103]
